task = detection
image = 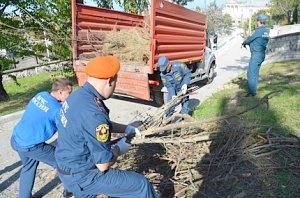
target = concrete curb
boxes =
[0,110,24,125]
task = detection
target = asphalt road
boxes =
[0,32,250,197]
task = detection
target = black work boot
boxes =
[244,93,256,97]
[63,190,73,198]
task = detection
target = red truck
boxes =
[71,0,216,105]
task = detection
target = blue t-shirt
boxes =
[55,82,114,174]
[12,91,61,148]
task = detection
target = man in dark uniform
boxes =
[55,56,158,198]
[242,14,270,97]
[10,78,73,198]
[157,56,191,116]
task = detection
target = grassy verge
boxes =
[193,61,300,136]
[191,61,300,197]
[1,70,77,116]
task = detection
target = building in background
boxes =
[223,0,269,26]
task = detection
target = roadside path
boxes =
[0,32,250,198]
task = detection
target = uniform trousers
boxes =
[166,87,189,116]
[247,53,265,95]
[58,168,158,198]
[10,137,57,198]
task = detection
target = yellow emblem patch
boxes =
[95,124,110,142]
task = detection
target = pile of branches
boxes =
[115,91,300,197]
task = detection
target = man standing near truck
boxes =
[242,14,269,97]
[158,56,191,117]
[55,56,158,198]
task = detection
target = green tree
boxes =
[269,0,298,24]
[93,0,114,9]
[111,0,194,14]
[115,0,148,14]
[0,0,71,101]
[221,14,233,34]
[200,2,232,35]
[195,6,201,12]
[171,0,193,6]
[294,0,300,23]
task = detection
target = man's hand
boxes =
[116,138,131,155]
[181,84,188,94]
[125,125,142,139]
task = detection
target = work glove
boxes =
[181,84,188,95]
[116,137,131,155]
[125,125,142,139]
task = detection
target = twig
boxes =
[131,133,218,144]
[139,91,281,138]
[173,178,204,197]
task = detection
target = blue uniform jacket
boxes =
[55,82,114,174]
[12,92,61,148]
[242,26,269,55]
[160,61,191,97]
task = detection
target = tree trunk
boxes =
[0,74,9,101]
[294,4,299,24]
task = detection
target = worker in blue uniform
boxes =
[242,14,270,97]
[157,56,191,116]
[10,78,73,198]
[55,56,158,198]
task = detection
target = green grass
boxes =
[270,170,298,198]
[192,61,300,197]
[1,70,77,116]
[193,61,300,136]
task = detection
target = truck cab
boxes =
[191,38,216,85]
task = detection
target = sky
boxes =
[85,0,269,11]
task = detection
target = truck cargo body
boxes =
[71,0,208,104]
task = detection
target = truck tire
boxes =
[153,91,168,106]
[206,63,215,84]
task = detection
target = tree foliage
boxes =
[171,0,193,6]
[115,0,149,14]
[198,3,233,35]
[0,0,71,101]
[93,0,194,14]
[269,0,299,24]
[93,0,114,9]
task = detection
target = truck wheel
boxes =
[206,63,215,84]
[153,91,168,106]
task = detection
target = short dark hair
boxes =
[51,78,73,92]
